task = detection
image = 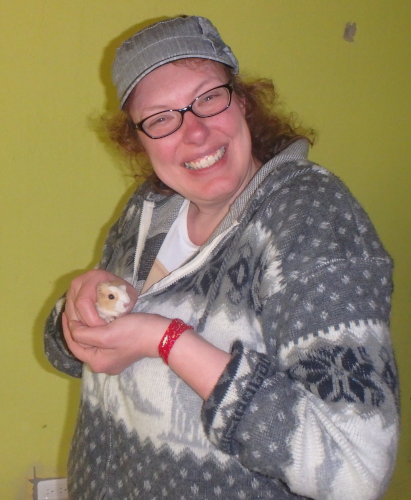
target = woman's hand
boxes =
[63,308,231,399]
[62,311,171,375]
[65,269,138,327]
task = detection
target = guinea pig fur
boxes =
[95,280,131,323]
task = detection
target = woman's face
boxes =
[128,60,260,213]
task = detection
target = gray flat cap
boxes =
[112,15,239,108]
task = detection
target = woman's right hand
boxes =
[64,269,138,327]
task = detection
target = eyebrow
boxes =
[138,77,224,115]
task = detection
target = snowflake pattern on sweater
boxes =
[44,141,399,500]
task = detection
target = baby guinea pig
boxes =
[95,280,131,323]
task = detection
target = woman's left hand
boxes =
[63,310,231,399]
[62,311,171,375]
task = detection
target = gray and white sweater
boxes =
[44,141,399,500]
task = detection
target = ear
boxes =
[237,95,247,115]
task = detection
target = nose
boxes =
[180,110,210,144]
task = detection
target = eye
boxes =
[146,112,175,128]
[194,88,227,114]
[201,93,217,103]
[108,294,115,300]
[153,116,168,124]
[202,88,225,102]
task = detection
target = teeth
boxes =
[184,147,225,170]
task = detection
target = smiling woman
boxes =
[127,60,261,240]
[44,15,399,500]
[107,58,313,195]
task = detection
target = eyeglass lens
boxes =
[142,85,231,139]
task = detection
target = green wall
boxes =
[1,1,409,498]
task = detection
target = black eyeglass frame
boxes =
[134,83,233,139]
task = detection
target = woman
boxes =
[45,15,399,500]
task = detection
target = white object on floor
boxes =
[36,478,68,500]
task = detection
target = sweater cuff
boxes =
[202,340,272,455]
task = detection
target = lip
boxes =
[184,146,226,170]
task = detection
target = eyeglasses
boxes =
[134,83,233,139]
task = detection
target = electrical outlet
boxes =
[37,478,68,500]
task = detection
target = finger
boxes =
[64,294,80,322]
[66,274,98,325]
[62,313,81,356]
[125,283,139,307]
[62,313,91,351]
[74,295,106,327]
[66,321,114,373]
[62,311,70,339]
[68,320,111,349]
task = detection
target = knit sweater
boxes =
[44,140,399,500]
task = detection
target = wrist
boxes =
[158,318,193,364]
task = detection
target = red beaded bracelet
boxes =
[158,318,193,365]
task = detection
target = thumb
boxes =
[68,319,85,332]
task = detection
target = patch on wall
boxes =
[344,22,357,42]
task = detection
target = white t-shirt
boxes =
[141,199,200,293]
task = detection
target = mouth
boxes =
[184,146,225,170]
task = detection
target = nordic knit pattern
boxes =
[44,141,399,500]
